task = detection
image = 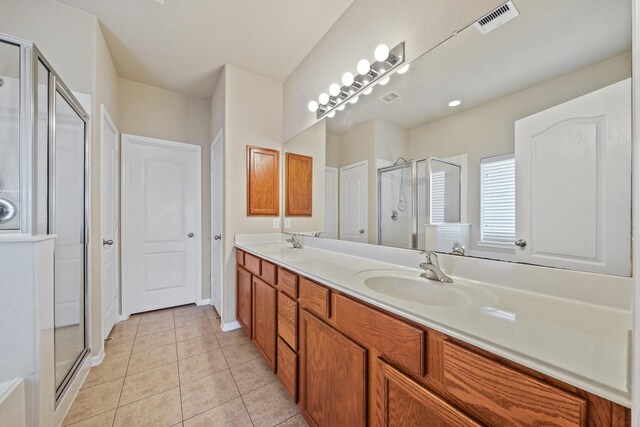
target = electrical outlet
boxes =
[272,218,280,229]
[284,218,291,229]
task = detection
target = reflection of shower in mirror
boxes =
[393,157,410,212]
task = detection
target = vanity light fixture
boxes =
[448,99,462,107]
[308,42,407,118]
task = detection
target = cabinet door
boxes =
[301,310,366,427]
[376,359,480,427]
[286,152,313,216]
[247,145,280,216]
[252,276,277,370]
[236,267,252,337]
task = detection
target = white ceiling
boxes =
[327,0,632,134]
[55,0,353,98]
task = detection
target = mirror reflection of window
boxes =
[480,154,515,246]
[429,158,461,224]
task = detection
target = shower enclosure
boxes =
[0,33,89,402]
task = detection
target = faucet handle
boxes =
[420,250,439,266]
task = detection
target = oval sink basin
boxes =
[363,275,470,307]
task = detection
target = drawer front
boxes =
[277,338,298,402]
[277,268,298,298]
[244,252,261,276]
[236,248,245,266]
[278,292,298,350]
[443,341,587,426]
[299,277,330,318]
[261,260,277,285]
[332,293,425,377]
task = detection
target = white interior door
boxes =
[210,131,224,315]
[515,79,631,276]
[324,167,338,239]
[122,134,202,314]
[340,161,368,243]
[100,105,119,339]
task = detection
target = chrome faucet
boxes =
[451,241,465,256]
[419,250,453,283]
[286,233,303,249]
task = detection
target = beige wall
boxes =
[408,53,632,255]
[222,65,283,326]
[118,78,212,299]
[284,119,326,233]
[375,119,409,163]
[283,0,504,141]
[326,132,341,168]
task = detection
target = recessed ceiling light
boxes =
[448,100,461,107]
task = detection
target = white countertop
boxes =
[236,238,632,407]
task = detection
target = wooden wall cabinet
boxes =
[247,145,280,216]
[285,152,313,216]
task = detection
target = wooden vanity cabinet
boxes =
[236,266,252,337]
[252,276,277,370]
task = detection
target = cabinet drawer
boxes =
[332,293,425,377]
[443,341,587,426]
[277,268,298,298]
[261,260,277,285]
[277,338,298,402]
[236,248,245,266]
[244,252,261,276]
[299,277,330,318]
[278,292,298,350]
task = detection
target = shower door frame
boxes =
[377,160,419,249]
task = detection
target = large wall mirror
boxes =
[283,0,632,277]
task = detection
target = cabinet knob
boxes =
[515,239,527,248]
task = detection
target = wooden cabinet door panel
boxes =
[252,276,277,370]
[247,146,279,216]
[301,310,366,427]
[277,338,298,402]
[236,267,252,337]
[278,291,298,350]
[286,152,313,216]
[376,359,481,427]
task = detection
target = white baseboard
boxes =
[196,299,211,306]
[221,320,241,332]
[116,314,130,323]
[54,355,91,427]
[90,345,105,367]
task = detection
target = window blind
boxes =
[480,154,515,244]
[430,170,445,224]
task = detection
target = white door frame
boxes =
[100,105,120,334]
[324,166,339,239]
[340,160,368,242]
[120,134,202,318]
[210,129,224,316]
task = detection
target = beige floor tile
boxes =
[180,369,240,419]
[63,378,123,425]
[136,318,175,337]
[230,357,276,395]
[127,342,177,375]
[139,309,174,324]
[116,316,141,328]
[277,413,309,427]
[104,339,134,360]
[176,324,214,342]
[183,397,252,427]
[206,309,220,321]
[109,323,138,341]
[82,355,129,389]
[173,304,206,318]
[243,381,299,427]
[208,316,222,332]
[66,409,116,427]
[215,328,249,348]
[221,340,260,367]
[175,312,208,328]
[178,349,228,384]
[177,335,220,360]
[114,387,182,427]
[119,362,179,406]
[133,329,176,353]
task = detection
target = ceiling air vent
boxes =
[380,91,401,104]
[474,1,519,35]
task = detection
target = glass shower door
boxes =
[378,163,414,248]
[52,87,88,395]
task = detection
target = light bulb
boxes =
[378,76,390,86]
[329,83,341,97]
[335,97,342,104]
[349,96,359,104]
[319,92,329,105]
[337,104,345,111]
[363,87,373,95]
[341,72,355,86]
[396,64,410,74]
[307,100,319,112]
[327,111,336,118]
[357,59,370,75]
[448,100,461,107]
[374,44,390,62]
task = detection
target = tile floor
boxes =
[62,304,308,427]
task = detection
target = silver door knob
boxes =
[213,234,222,240]
[188,233,194,238]
[103,239,114,246]
[359,229,365,234]
[515,239,527,247]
